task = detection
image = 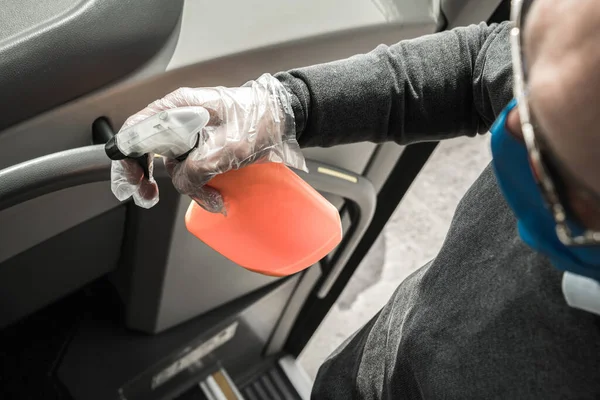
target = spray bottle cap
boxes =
[105,106,210,160]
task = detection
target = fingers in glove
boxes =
[137,178,159,202]
[190,186,225,215]
[164,156,178,178]
[111,159,144,201]
[163,156,225,214]
[168,155,216,192]
[120,159,145,185]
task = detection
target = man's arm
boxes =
[275,22,513,148]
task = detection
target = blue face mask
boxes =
[490,99,600,282]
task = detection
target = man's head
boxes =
[507,0,600,228]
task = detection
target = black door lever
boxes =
[92,117,150,178]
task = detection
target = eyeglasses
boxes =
[510,0,600,246]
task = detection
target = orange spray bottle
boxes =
[106,106,342,276]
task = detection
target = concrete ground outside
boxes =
[298,134,492,379]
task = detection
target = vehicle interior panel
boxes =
[0,0,184,131]
[0,0,509,398]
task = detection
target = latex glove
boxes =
[110,73,306,213]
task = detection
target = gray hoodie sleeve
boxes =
[275,21,513,148]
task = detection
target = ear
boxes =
[506,109,523,141]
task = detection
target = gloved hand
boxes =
[110,73,306,213]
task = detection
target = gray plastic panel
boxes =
[442,0,504,28]
[303,143,377,210]
[0,206,125,329]
[363,142,405,193]
[167,0,439,70]
[0,182,120,265]
[303,144,377,176]
[155,196,283,333]
[0,8,436,335]
[0,144,123,327]
[0,21,435,171]
[0,0,184,130]
[265,267,323,356]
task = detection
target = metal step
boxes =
[240,364,299,400]
[175,356,311,400]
